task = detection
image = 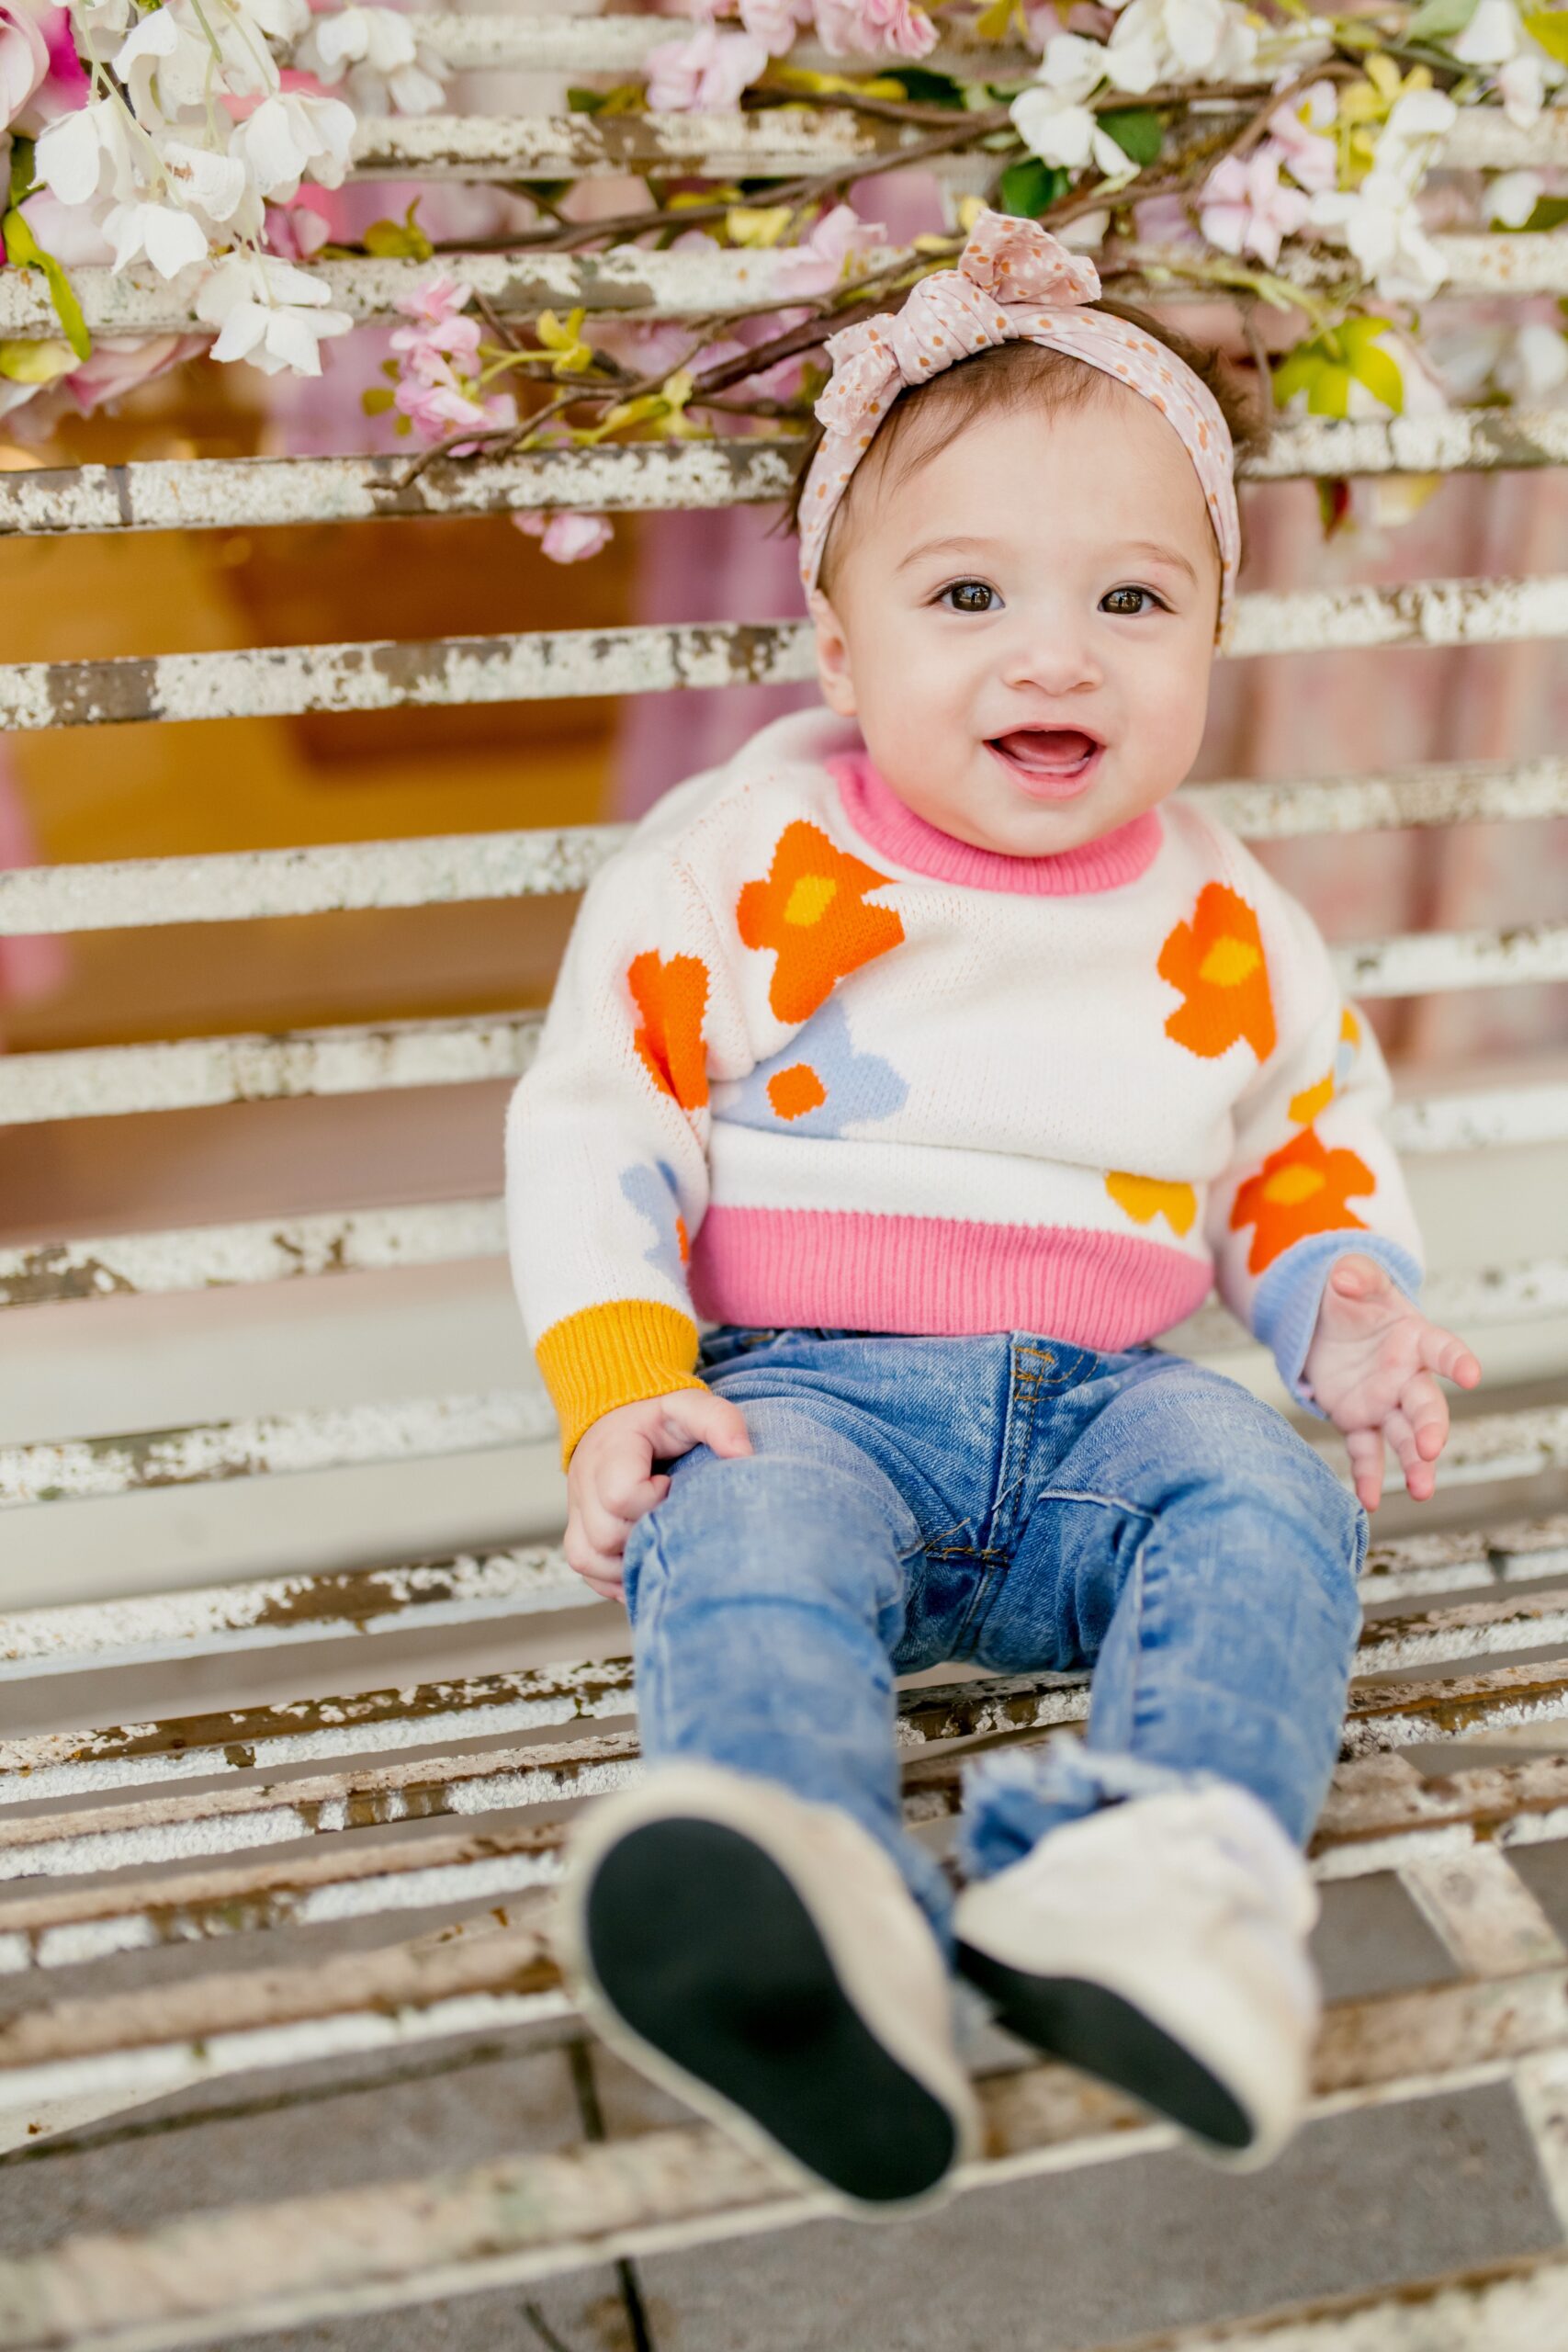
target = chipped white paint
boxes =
[0,1658,637,1804]
[0,1833,565,1976]
[0,831,628,935]
[1387,1078,1568,1154]
[1192,755,1568,841]
[1399,1847,1568,1978]
[0,236,1559,344]
[5,761,1567,939]
[0,1737,642,1884]
[0,1544,580,1681]
[6,420,1568,548]
[1361,1514,1568,1602]
[0,1012,539,1126]
[15,1577,1568,1809]
[1335,920,1568,1001]
[409,12,1036,72]
[5,578,1566,735]
[0,446,798,543]
[0,1389,556,1510]
[0,1198,511,1308]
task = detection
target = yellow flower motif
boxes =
[1289,1071,1335,1125]
[1105,1171,1199,1238]
[726,204,794,249]
[536,308,593,379]
[1336,56,1433,184]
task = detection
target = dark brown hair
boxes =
[785,297,1261,596]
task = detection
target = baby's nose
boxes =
[1003,628,1103,695]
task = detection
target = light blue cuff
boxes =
[1253,1232,1424,1415]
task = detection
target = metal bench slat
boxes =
[6,579,1568,732]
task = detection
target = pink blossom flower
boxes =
[1199,146,1312,269]
[814,0,935,60]
[14,185,113,265]
[738,0,813,51]
[393,360,514,452]
[0,3,49,131]
[3,334,205,441]
[1269,80,1337,196]
[646,25,768,109]
[513,511,615,563]
[772,201,882,296]
[264,199,331,259]
[394,274,473,332]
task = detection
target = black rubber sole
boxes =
[585,1816,960,2204]
[956,1941,1253,2152]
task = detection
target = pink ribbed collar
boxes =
[829,752,1163,898]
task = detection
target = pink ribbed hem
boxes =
[690,1207,1212,1346]
[829,752,1163,897]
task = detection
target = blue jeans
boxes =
[621,1328,1366,1938]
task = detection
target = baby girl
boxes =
[506,210,1482,2212]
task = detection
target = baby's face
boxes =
[811,388,1222,857]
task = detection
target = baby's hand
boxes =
[1302,1253,1482,1512]
[564,1387,753,1603]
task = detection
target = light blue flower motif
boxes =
[717,997,908,1139]
[620,1159,687,1287]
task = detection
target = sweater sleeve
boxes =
[505,842,744,1466]
[1201,864,1425,1412]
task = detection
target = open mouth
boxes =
[986,729,1104,799]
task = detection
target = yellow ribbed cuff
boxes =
[536,1298,705,1467]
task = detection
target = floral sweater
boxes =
[507,709,1422,1464]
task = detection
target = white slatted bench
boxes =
[0,47,1566,2349]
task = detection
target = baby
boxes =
[506,210,1482,2211]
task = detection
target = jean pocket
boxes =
[696,1325,782,1370]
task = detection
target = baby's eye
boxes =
[1100,585,1165,616]
[940,580,999,615]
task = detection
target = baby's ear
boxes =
[808,587,857,718]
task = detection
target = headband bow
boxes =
[798,209,1239,636]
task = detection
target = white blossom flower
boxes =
[231,91,355,202]
[1488,167,1542,227]
[112,8,225,122]
[193,251,353,376]
[245,0,312,43]
[0,2,49,135]
[1497,321,1568,401]
[102,195,209,277]
[292,6,446,117]
[34,94,137,208]
[1310,167,1450,302]
[161,140,250,226]
[1011,35,1129,174]
[1103,0,1258,96]
[1451,0,1563,127]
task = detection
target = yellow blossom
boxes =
[727,204,794,248]
[536,308,593,378]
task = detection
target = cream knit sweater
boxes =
[507,710,1422,1463]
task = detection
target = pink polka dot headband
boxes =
[797,209,1240,636]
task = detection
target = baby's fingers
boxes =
[1420,1320,1483,1391]
[1343,1426,1385,1512]
[1383,1398,1438,1502]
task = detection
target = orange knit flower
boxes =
[767,1062,829,1122]
[1230,1127,1374,1275]
[627,949,709,1111]
[1158,883,1277,1063]
[736,821,905,1023]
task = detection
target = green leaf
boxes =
[363,202,434,261]
[38,251,90,361]
[1,203,91,363]
[1100,107,1163,166]
[361,385,396,415]
[1404,0,1479,40]
[882,66,965,106]
[1344,334,1404,412]
[8,135,35,209]
[997,156,1068,218]
[1522,8,1568,63]
[1523,193,1568,232]
[566,85,606,112]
